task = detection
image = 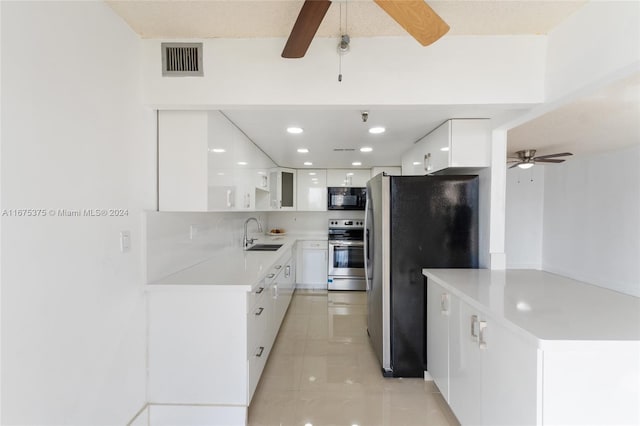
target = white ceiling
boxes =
[106,0,639,168]
[107,0,586,39]
[223,106,525,168]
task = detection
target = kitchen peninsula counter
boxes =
[422,268,640,426]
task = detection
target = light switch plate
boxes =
[120,231,131,253]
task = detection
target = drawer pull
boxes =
[255,307,264,316]
[471,315,479,340]
[266,273,275,279]
[285,265,291,278]
[255,287,264,294]
[440,293,450,315]
[256,346,265,357]
[479,321,488,349]
[274,265,282,270]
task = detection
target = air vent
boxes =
[333,148,356,152]
[162,43,203,77]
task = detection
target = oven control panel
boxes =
[328,219,364,228]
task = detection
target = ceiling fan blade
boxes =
[535,159,566,163]
[509,162,523,169]
[281,0,332,58]
[533,152,573,160]
[374,0,449,46]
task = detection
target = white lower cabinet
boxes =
[147,251,294,426]
[429,280,538,426]
[296,240,328,289]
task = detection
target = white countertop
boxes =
[423,269,640,346]
[148,234,324,289]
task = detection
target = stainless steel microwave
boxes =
[327,187,367,210]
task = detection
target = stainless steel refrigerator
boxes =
[365,173,479,377]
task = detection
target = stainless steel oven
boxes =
[328,219,365,291]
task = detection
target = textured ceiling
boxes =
[507,73,640,158]
[107,0,586,39]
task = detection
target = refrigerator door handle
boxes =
[364,195,370,291]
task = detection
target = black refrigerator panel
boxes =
[389,175,479,377]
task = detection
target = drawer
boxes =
[248,339,270,403]
[300,240,327,249]
[247,298,269,358]
[247,280,268,311]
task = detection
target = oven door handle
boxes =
[328,240,364,246]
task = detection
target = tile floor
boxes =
[248,290,460,426]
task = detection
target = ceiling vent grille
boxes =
[162,42,203,77]
[333,148,356,152]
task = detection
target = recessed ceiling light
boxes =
[369,127,385,134]
[237,161,248,166]
[360,147,373,152]
[210,148,226,153]
[352,161,362,166]
[309,172,317,176]
[287,127,303,134]
[217,172,225,176]
[413,161,421,165]
[440,147,450,152]
[297,148,309,153]
[304,161,313,166]
[346,172,354,176]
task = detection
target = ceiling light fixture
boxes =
[440,147,450,152]
[210,148,226,153]
[297,148,309,153]
[352,161,362,166]
[369,127,385,134]
[347,172,354,176]
[413,161,421,165]
[304,161,313,166]
[360,147,373,152]
[518,163,534,169]
[237,161,248,166]
[309,172,316,176]
[287,127,303,134]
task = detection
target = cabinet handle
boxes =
[471,315,479,340]
[256,346,265,357]
[285,265,291,278]
[226,189,233,208]
[255,307,264,316]
[255,287,264,294]
[424,153,432,172]
[266,273,275,279]
[440,293,450,315]
[479,320,488,349]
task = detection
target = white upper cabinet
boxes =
[297,169,327,211]
[269,168,296,210]
[401,119,490,175]
[159,110,276,212]
[326,169,371,187]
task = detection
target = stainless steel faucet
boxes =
[243,217,263,249]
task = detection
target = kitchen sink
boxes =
[246,244,283,252]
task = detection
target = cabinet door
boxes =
[297,169,327,211]
[449,299,482,425]
[270,168,297,210]
[423,121,450,174]
[480,318,538,425]
[426,280,450,401]
[327,169,370,187]
[301,247,328,286]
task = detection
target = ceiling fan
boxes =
[281,0,450,58]
[508,150,573,169]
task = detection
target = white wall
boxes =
[1,2,155,424]
[505,166,545,269]
[542,145,640,297]
[546,0,640,102]
[141,35,546,107]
